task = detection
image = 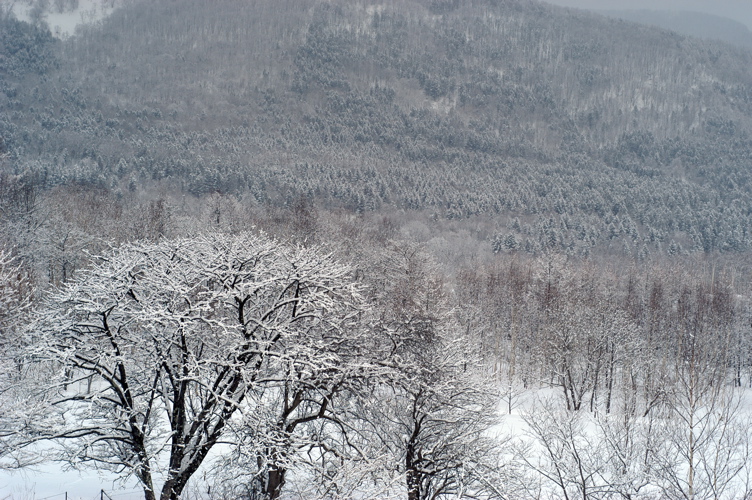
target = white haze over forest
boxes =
[6,0,123,37]
[543,0,752,30]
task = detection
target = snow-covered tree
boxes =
[650,282,752,499]
[0,248,31,354]
[0,248,34,470]
[16,232,370,500]
[360,243,505,500]
[514,397,657,500]
[379,337,505,500]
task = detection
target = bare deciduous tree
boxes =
[362,243,506,500]
[15,232,369,500]
[0,248,34,470]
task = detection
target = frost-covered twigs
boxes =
[0,248,34,470]
[353,243,507,500]
[14,233,372,500]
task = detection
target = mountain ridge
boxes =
[599,9,752,49]
[1,0,751,256]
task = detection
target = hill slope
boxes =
[2,0,752,256]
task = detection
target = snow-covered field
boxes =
[1,466,139,500]
[6,386,752,499]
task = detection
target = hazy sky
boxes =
[542,0,752,30]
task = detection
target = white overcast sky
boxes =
[542,0,752,30]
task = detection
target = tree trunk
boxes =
[406,439,422,500]
[605,346,615,414]
[265,467,287,500]
[407,467,421,500]
[159,480,175,500]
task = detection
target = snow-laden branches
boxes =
[349,242,506,500]
[13,232,371,500]
[0,248,34,470]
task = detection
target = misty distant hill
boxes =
[601,9,752,49]
[2,0,752,256]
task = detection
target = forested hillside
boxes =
[2,1,752,499]
[2,0,752,258]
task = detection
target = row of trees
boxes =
[454,254,752,498]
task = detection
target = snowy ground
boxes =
[4,386,752,498]
[0,438,218,500]
[0,466,140,500]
